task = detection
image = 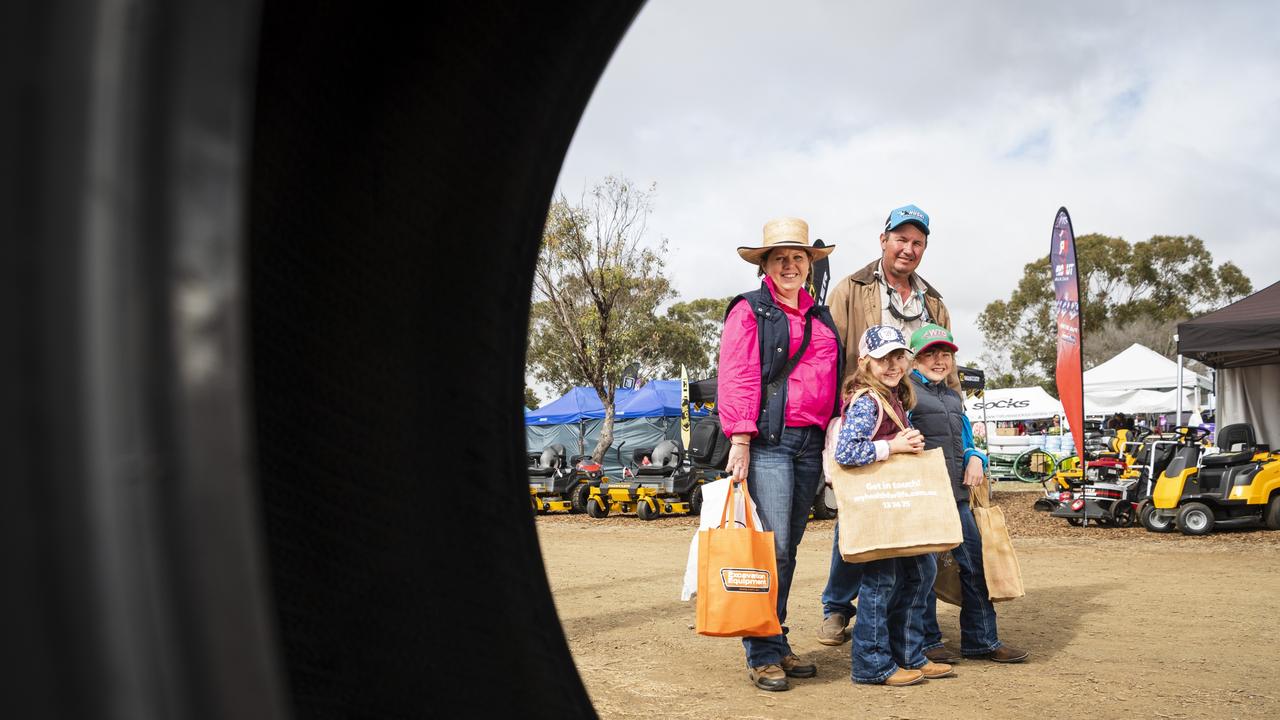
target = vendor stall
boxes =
[1178,280,1280,449]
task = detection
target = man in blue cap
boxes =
[817,203,954,652]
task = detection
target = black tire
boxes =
[1112,501,1136,528]
[689,484,703,517]
[7,1,639,716]
[570,483,591,514]
[811,486,838,520]
[1265,495,1280,531]
[1176,502,1215,536]
[586,498,610,519]
[1139,501,1176,533]
[1067,518,1083,527]
[637,498,659,521]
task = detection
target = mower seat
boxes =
[635,440,681,477]
[1217,423,1256,452]
[1201,450,1256,468]
[529,444,567,478]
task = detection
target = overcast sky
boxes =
[555,0,1280,373]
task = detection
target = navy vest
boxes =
[908,372,967,500]
[726,284,844,446]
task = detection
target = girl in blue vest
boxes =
[831,325,953,686]
[906,323,1029,665]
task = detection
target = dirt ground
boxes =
[536,486,1280,720]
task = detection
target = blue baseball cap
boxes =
[884,204,930,236]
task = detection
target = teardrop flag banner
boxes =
[1050,207,1086,457]
[680,364,691,452]
[808,239,831,305]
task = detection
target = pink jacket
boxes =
[717,276,840,438]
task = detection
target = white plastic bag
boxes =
[680,477,764,601]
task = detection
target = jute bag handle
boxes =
[719,478,758,531]
[845,387,907,433]
[969,477,991,507]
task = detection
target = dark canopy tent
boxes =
[1179,280,1280,448]
[1179,280,1280,369]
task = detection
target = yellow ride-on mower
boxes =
[527,444,603,514]
[1143,423,1280,536]
[585,440,706,520]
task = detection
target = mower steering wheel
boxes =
[1173,425,1210,443]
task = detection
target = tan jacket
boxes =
[827,258,951,382]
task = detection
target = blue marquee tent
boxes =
[525,380,707,474]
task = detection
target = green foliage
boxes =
[639,296,733,380]
[523,386,540,410]
[978,233,1251,388]
[527,177,674,460]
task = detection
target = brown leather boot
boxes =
[817,613,850,646]
[918,661,955,679]
[780,654,817,678]
[925,646,961,664]
[882,667,926,687]
[967,644,1029,663]
[748,664,790,691]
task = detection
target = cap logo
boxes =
[924,328,947,339]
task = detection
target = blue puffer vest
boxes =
[726,283,844,446]
[908,371,967,500]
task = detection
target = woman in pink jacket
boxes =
[718,217,843,692]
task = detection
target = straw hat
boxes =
[737,217,836,264]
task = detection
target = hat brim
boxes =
[885,218,930,236]
[864,343,912,359]
[914,340,959,355]
[737,243,836,265]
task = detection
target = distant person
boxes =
[717,217,842,692]
[906,324,1029,666]
[818,203,952,647]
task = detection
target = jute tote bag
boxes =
[970,481,1025,601]
[830,447,962,563]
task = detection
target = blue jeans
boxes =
[821,522,862,619]
[741,426,824,668]
[850,554,936,684]
[923,500,1002,655]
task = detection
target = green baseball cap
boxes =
[909,324,958,354]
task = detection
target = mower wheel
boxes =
[1265,496,1280,531]
[688,485,703,517]
[1139,501,1175,533]
[1176,502,1215,536]
[571,484,590,514]
[586,498,610,519]
[1067,518,1082,527]
[1111,502,1136,528]
[811,486,838,520]
[637,498,659,521]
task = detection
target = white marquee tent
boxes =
[1082,343,1213,416]
[1083,343,1212,393]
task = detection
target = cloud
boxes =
[555,0,1280,368]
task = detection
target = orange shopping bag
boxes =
[696,478,782,637]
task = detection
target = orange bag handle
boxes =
[718,477,757,531]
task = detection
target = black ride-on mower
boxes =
[1043,428,1177,527]
[1144,423,1280,536]
[586,440,705,520]
[527,444,603,514]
